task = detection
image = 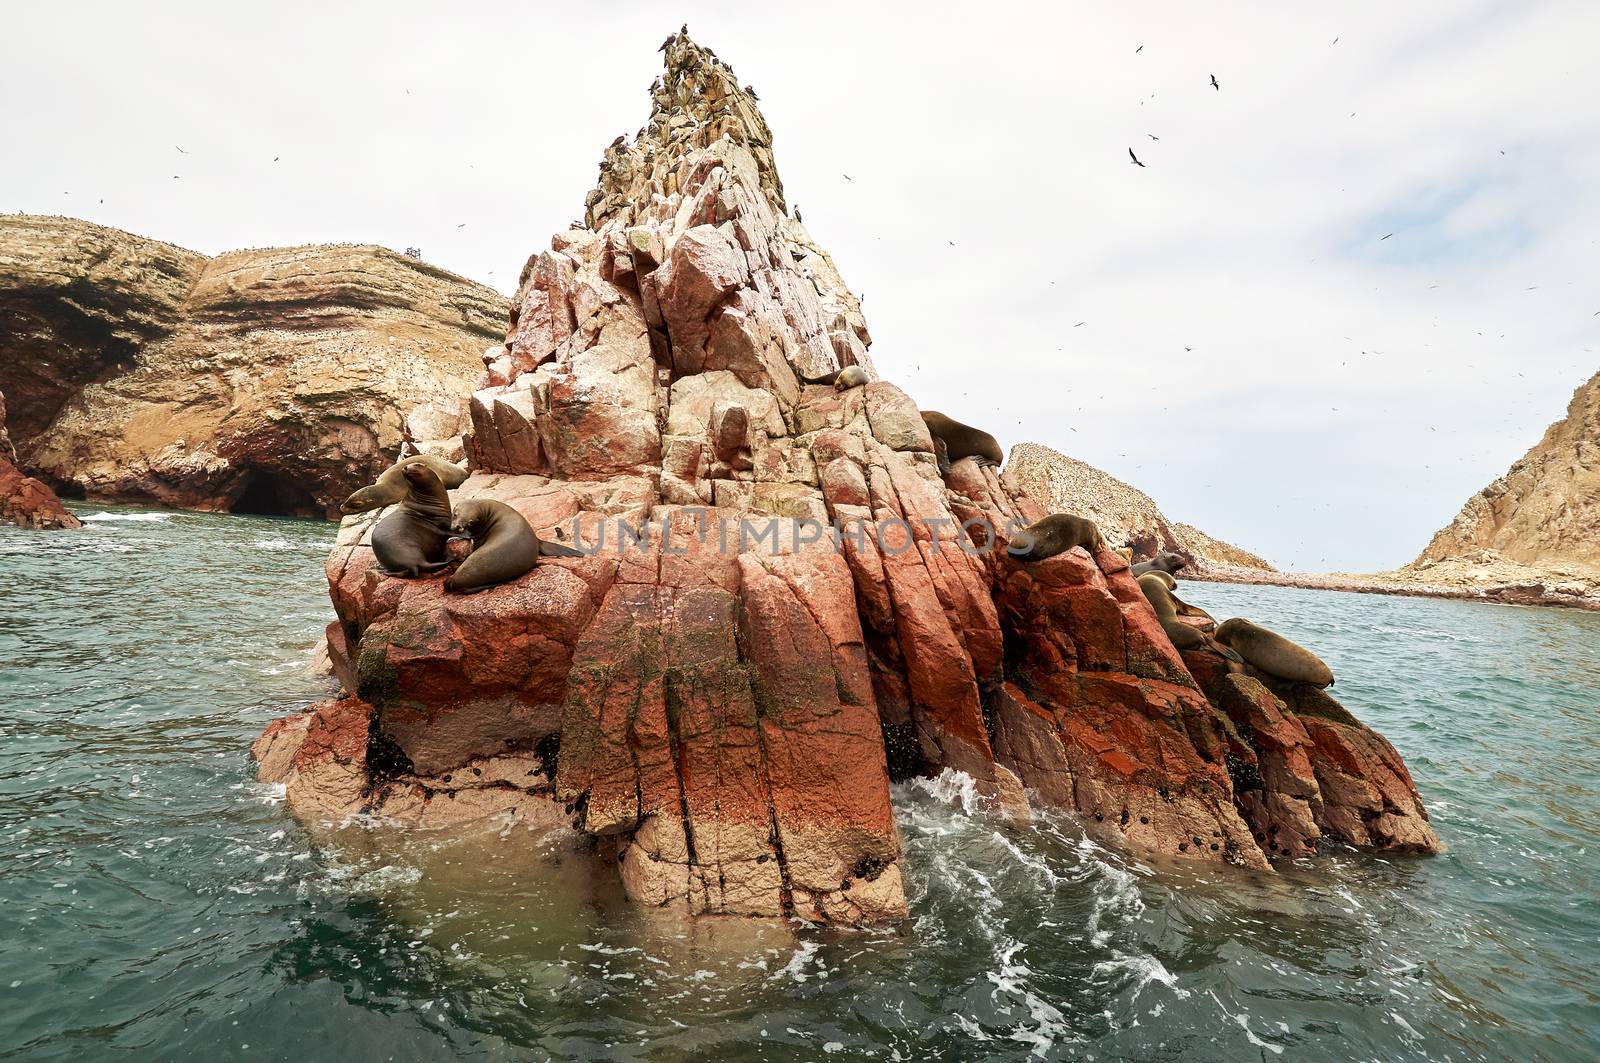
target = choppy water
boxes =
[2,508,1597,1061]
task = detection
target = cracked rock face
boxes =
[254,33,1440,925]
[0,215,506,516]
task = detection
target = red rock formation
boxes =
[254,32,1440,924]
[0,387,79,530]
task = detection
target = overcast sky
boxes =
[4,1,1597,570]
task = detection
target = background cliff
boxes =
[1006,442,1274,571]
[1414,368,1600,577]
[0,215,506,516]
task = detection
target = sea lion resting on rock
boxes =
[372,464,454,577]
[1009,513,1104,562]
[1132,552,1188,577]
[800,364,869,390]
[1214,618,1335,688]
[444,499,586,594]
[921,411,1003,475]
[1139,573,1241,663]
[340,454,469,515]
[1142,570,1215,625]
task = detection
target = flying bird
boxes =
[175,145,188,154]
[1381,233,1393,240]
[457,223,466,228]
[843,173,852,180]
[1129,147,1145,167]
[1147,133,1159,140]
[1074,321,1085,327]
[1332,36,1339,44]
[1135,44,1143,53]
[1210,74,1220,90]
[273,156,279,162]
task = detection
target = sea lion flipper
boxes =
[538,540,587,558]
[1216,644,1244,665]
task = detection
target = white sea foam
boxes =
[80,511,172,523]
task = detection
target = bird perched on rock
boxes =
[794,205,803,222]
[745,84,759,99]
[610,134,626,149]
[1129,147,1146,167]
[658,34,673,51]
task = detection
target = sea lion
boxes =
[1144,570,1216,624]
[1139,574,1241,663]
[341,454,469,515]
[444,499,586,594]
[921,411,1003,475]
[800,364,869,390]
[1009,513,1104,562]
[1214,618,1335,688]
[1131,552,1188,577]
[371,464,454,577]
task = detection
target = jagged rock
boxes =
[254,33,1438,924]
[0,216,506,516]
[0,386,79,529]
[1182,652,1442,857]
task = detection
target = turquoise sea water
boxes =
[2,507,1597,1061]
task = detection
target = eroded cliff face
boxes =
[1415,369,1600,578]
[253,33,1438,926]
[0,216,506,516]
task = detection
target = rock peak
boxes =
[585,33,786,231]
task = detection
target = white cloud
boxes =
[2,0,1595,569]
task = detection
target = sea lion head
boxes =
[449,499,489,538]
[339,484,388,515]
[834,365,868,390]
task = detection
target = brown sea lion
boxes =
[1143,570,1215,624]
[1139,573,1241,663]
[1009,513,1104,562]
[1214,618,1335,688]
[371,464,453,577]
[921,411,1003,475]
[1131,552,1188,577]
[341,454,469,515]
[800,364,869,390]
[444,499,586,594]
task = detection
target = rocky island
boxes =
[0,215,506,517]
[248,34,1441,926]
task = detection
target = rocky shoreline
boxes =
[1194,557,1600,612]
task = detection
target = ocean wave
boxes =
[79,511,173,523]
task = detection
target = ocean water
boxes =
[2,507,1597,1061]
